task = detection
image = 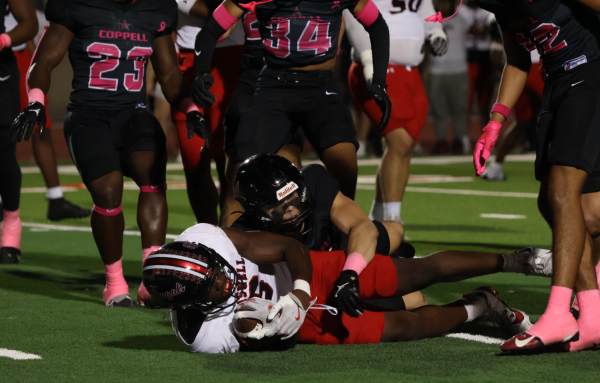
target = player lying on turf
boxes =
[230,153,417,316]
[143,223,552,353]
[9,0,210,307]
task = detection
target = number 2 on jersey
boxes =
[87,42,152,91]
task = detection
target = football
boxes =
[232,307,264,335]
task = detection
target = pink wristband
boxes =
[355,0,379,27]
[342,252,368,275]
[0,33,11,50]
[28,88,45,105]
[213,4,238,30]
[179,97,197,114]
[491,103,510,120]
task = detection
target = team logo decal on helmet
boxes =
[234,154,313,235]
[142,241,242,312]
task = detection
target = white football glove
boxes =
[233,298,277,340]
[265,293,307,340]
[427,28,448,56]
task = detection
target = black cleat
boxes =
[47,198,92,221]
[0,247,21,264]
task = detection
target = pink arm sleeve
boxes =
[354,0,379,27]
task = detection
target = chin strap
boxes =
[425,0,462,23]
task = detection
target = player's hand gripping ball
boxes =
[367,80,392,132]
[232,297,279,341]
[185,110,211,152]
[264,293,307,340]
[191,73,216,109]
[10,101,47,142]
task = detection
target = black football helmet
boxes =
[234,154,312,235]
[142,241,242,312]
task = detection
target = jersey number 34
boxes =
[87,42,153,92]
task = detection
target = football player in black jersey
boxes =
[470,0,600,352]
[9,0,210,308]
[192,0,392,215]
[230,154,420,316]
[0,0,38,264]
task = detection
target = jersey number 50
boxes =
[87,42,153,92]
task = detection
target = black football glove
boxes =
[191,73,216,109]
[10,101,46,142]
[430,36,448,56]
[186,110,211,153]
[367,80,391,132]
[334,270,364,318]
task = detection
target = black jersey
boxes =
[0,0,7,34]
[475,0,600,73]
[231,164,341,251]
[242,12,264,58]
[45,0,177,110]
[233,0,358,68]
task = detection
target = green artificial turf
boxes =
[2,158,599,382]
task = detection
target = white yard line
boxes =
[0,348,42,360]
[480,214,526,219]
[445,333,505,345]
[19,154,536,175]
[356,185,538,198]
[22,222,179,240]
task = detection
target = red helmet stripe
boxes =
[144,257,208,275]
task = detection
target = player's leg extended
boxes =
[0,131,22,264]
[381,303,468,342]
[378,128,414,222]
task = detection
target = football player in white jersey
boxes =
[345,0,448,224]
[144,224,553,352]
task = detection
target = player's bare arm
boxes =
[6,0,38,47]
[491,31,532,124]
[330,192,379,264]
[10,23,73,142]
[473,31,531,176]
[223,227,312,309]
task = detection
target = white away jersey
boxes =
[429,12,469,75]
[344,0,442,67]
[170,224,293,353]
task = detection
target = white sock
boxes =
[463,295,487,322]
[490,161,503,171]
[47,186,64,200]
[357,140,367,158]
[461,136,471,154]
[383,201,401,222]
[369,201,383,221]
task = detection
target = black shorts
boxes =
[224,59,306,153]
[64,107,166,185]
[233,67,357,161]
[373,220,391,256]
[0,51,21,127]
[535,59,600,193]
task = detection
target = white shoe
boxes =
[481,162,506,181]
[505,247,553,277]
[464,286,532,336]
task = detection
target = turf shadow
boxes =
[102,334,189,352]
[409,240,550,252]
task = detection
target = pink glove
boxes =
[473,121,502,176]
